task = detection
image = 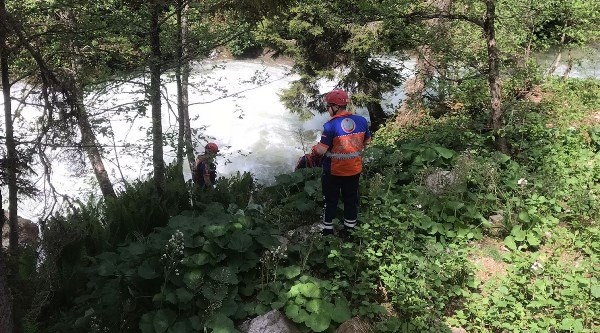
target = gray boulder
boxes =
[425,170,458,195]
[238,310,300,333]
[2,213,38,248]
[335,316,372,333]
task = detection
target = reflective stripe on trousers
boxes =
[320,173,360,230]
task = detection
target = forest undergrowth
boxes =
[12,77,600,333]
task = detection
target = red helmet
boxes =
[205,142,219,154]
[324,89,349,106]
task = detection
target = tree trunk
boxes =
[181,2,194,170]
[396,0,452,122]
[484,0,509,154]
[0,246,13,333]
[62,9,116,199]
[547,27,567,76]
[366,100,386,132]
[1,4,18,257]
[175,0,184,172]
[150,3,165,192]
[1,3,17,331]
[176,0,194,172]
[562,49,573,79]
[74,92,117,198]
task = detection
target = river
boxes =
[1,48,599,221]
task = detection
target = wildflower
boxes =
[517,178,528,186]
[531,261,543,271]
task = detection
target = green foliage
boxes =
[8,0,600,330]
[450,235,599,332]
[191,171,256,213]
[262,276,353,332]
[257,167,323,232]
[63,205,277,332]
[227,23,262,58]
[106,166,191,245]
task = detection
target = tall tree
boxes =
[59,9,117,198]
[1,0,18,256]
[1,1,16,331]
[0,244,13,333]
[256,0,400,130]
[175,0,194,172]
[150,1,165,193]
[3,0,123,202]
[483,0,507,153]
[397,0,452,120]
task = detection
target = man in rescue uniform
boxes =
[314,89,371,237]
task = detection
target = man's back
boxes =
[321,112,370,176]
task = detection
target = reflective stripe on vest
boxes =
[325,150,362,159]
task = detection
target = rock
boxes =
[1,213,39,248]
[286,222,321,243]
[425,170,458,195]
[488,214,504,225]
[239,310,300,333]
[336,316,372,333]
[450,327,467,333]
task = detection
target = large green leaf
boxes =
[527,233,541,246]
[189,316,202,330]
[304,180,318,196]
[175,288,194,303]
[209,266,239,284]
[185,252,210,266]
[504,236,517,250]
[202,282,228,302]
[228,231,253,252]
[285,303,301,322]
[220,299,239,316]
[254,234,279,248]
[139,312,155,333]
[433,146,456,159]
[183,269,203,290]
[422,148,438,161]
[127,243,146,256]
[97,255,117,276]
[446,201,464,211]
[518,211,530,223]
[169,215,201,234]
[204,224,228,238]
[167,321,190,333]
[511,225,526,242]
[298,283,321,298]
[306,312,330,332]
[331,297,352,323]
[206,313,239,333]
[165,291,178,304]
[257,289,276,303]
[279,265,302,279]
[153,309,177,333]
[138,260,159,279]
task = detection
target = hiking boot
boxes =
[321,228,334,236]
[338,227,355,241]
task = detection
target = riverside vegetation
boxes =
[2,0,600,332]
[10,77,598,333]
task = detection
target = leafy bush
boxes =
[65,204,278,333]
[450,243,599,332]
[191,171,256,213]
[257,167,323,232]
